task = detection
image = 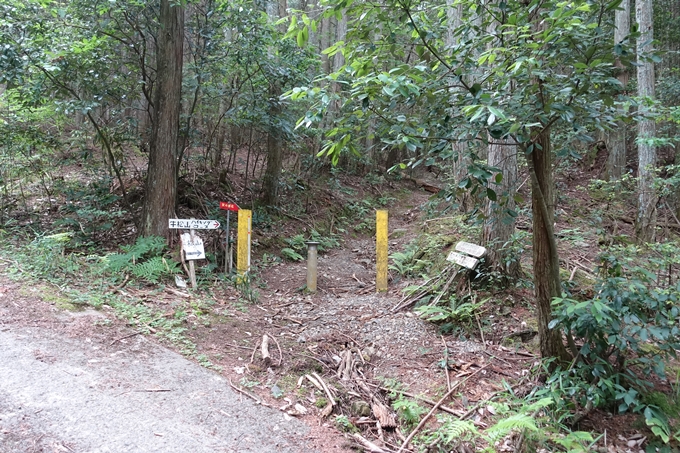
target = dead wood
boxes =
[228,378,269,407]
[165,287,191,298]
[337,349,353,381]
[261,334,271,367]
[371,400,397,429]
[352,433,392,453]
[109,331,142,346]
[396,363,491,453]
[267,333,283,367]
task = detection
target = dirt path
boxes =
[0,304,315,453]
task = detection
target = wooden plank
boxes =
[455,242,487,258]
[376,210,388,292]
[446,251,479,270]
[237,209,252,275]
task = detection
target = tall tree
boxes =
[482,138,520,280]
[481,10,518,280]
[140,0,185,238]
[606,0,630,181]
[635,0,657,242]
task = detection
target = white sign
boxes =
[181,233,205,260]
[447,251,479,270]
[169,219,221,230]
[455,242,487,258]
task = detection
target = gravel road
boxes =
[0,322,314,453]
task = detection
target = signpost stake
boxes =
[219,201,239,275]
[189,229,197,289]
[237,209,252,275]
[224,210,230,274]
[305,241,320,292]
[376,210,388,292]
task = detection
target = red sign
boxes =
[219,201,239,212]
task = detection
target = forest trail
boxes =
[0,303,316,453]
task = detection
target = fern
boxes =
[105,236,178,283]
[281,247,304,261]
[485,413,539,443]
[120,236,166,260]
[131,257,178,283]
[440,419,479,444]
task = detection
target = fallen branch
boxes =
[165,287,191,298]
[228,379,269,406]
[267,333,283,367]
[374,385,460,417]
[109,331,142,346]
[396,363,491,453]
[353,433,392,453]
[133,388,172,392]
[312,372,336,406]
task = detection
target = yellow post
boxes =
[376,210,388,292]
[237,209,252,275]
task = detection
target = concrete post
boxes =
[305,241,320,292]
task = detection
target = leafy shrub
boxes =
[415,295,485,334]
[392,395,427,431]
[548,244,680,442]
[280,229,340,261]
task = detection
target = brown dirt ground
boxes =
[1,145,672,453]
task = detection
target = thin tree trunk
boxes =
[262,84,283,205]
[140,0,184,238]
[606,0,630,181]
[446,0,470,211]
[320,16,331,74]
[526,131,569,361]
[635,0,657,242]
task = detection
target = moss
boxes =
[20,285,78,311]
[644,391,680,419]
[315,397,328,408]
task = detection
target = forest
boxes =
[2,0,680,451]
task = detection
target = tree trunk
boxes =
[482,138,520,280]
[446,0,470,212]
[527,131,569,361]
[333,14,347,71]
[261,83,283,205]
[606,0,629,181]
[140,0,184,238]
[635,0,657,242]
[320,16,331,74]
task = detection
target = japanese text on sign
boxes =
[168,219,220,230]
[181,233,205,260]
[219,201,239,212]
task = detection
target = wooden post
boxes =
[188,229,197,289]
[376,210,388,292]
[237,209,252,275]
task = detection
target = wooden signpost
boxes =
[169,218,220,289]
[376,210,388,292]
[236,209,252,275]
[219,201,239,274]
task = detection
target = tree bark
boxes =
[333,14,347,71]
[482,138,520,280]
[526,132,569,361]
[320,16,331,74]
[446,0,470,212]
[261,83,283,206]
[606,0,629,181]
[140,0,184,238]
[635,0,657,242]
